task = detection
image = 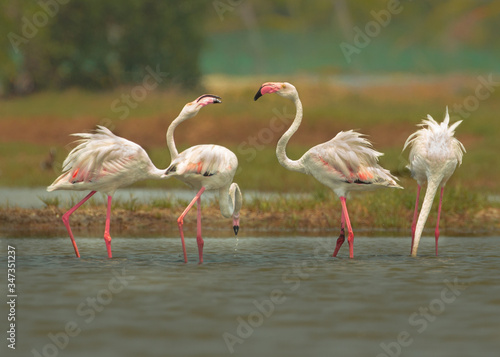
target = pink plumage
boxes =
[164,94,242,264]
[47,125,165,258]
[255,81,401,258]
[47,94,223,259]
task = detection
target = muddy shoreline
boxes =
[1,206,499,238]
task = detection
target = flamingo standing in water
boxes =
[254,82,401,258]
[165,94,242,264]
[47,94,220,258]
[404,107,465,257]
[47,126,165,258]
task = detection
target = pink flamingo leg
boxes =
[332,209,345,257]
[196,195,204,264]
[435,187,444,256]
[410,185,421,254]
[61,191,96,258]
[104,195,113,258]
[339,196,354,259]
[177,187,206,263]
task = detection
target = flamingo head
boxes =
[181,94,221,117]
[254,82,297,101]
[232,214,240,235]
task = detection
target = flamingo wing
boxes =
[308,130,396,185]
[49,126,149,188]
[166,145,236,178]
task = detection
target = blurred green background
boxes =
[0,0,499,198]
[1,0,499,93]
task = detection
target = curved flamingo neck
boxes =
[276,94,307,174]
[411,173,443,256]
[147,166,167,180]
[166,111,195,162]
[219,183,242,219]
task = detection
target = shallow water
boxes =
[1,236,499,357]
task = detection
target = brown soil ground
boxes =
[2,206,499,238]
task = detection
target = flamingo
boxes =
[254,82,401,258]
[404,107,465,257]
[164,94,242,264]
[47,125,165,258]
[47,94,220,258]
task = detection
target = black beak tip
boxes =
[197,94,222,104]
[254,88,263,101]
[233,225,239,235]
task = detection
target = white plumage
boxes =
[304,130,400,197]
[166,144,238,191]
[255,81,401,258]
[165,94,242,264]
[47,125,165,258]
[403,107,465,256]
[48,126,163,195]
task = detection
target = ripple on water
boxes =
[2,236,499,357]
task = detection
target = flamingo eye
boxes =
[281,84,286,89]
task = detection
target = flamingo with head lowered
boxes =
[47,94,220,258]
[165,94,242,264]
[404,107,465,257]
[254,82,402,258]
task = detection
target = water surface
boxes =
[1,236,499,357]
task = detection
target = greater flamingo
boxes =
[254,82,401,258]
[47,126,165,258]
[404,107,465,257]
[47,94,220,258]
[165,94,242,264]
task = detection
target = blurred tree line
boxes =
[0,0,208,95]
[1,0,499,95]
[206,0,500,74]
[209,0,500,46]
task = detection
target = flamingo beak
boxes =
[254,87,264,101]
[196,94,222,106]
[254,83,281,101]
[233,225,239,235]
